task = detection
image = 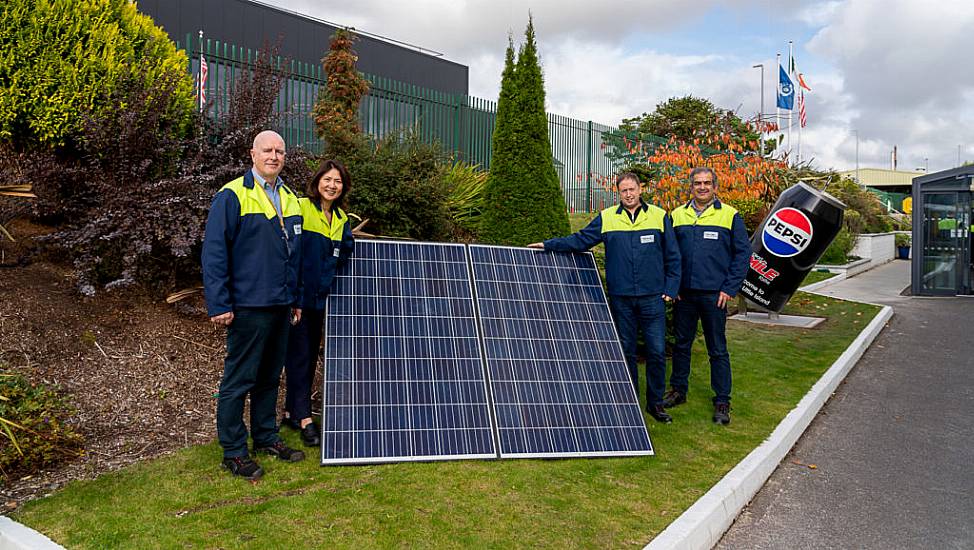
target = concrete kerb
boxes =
[644,303,893,550]
[798,272,848,293]
[0,516,64,550]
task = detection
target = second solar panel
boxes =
[469,245,653,458]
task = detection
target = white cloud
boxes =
[807,0,974,171]
[275,0,974,174]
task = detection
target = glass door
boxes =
[920,193,965,295]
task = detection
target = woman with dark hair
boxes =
[282,159,354,446]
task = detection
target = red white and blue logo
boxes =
[762,207,813,258]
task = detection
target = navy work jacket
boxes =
[297,198,354,310]
[202,171,303,316]
[670,199,751,296]
[543,202,681,298]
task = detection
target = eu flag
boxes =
[777,64,794,110]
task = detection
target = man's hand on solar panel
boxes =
[527,242,545,249]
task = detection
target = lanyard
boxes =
[257,181,287,239]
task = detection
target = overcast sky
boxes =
[275,0,973,174]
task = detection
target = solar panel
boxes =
[321,241,497,464]
[468,245,654,458]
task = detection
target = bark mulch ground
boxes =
[0,220,231,509]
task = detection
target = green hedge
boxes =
[0,0,194,148]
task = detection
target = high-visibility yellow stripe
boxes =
[600,205,666,232]
[299,198,348,239]
[671,202,737,229]
[221,177,301,218]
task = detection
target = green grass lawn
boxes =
[14,292,879,549]
[801,270,837,286]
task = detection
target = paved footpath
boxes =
[718,260,974,549]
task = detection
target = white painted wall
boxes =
[851,232,895,264]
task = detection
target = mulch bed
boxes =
[0,220,236,509]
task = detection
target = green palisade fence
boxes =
[179,35,621,212]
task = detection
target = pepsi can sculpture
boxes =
[740,182,846,312]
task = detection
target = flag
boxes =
[796,72,811,92]
[790,55,812,92]
[777,63,794,110]
[198,55,209,108]
[798,90,807,128]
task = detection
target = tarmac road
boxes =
[718,260,974,549]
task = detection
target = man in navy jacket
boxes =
[665,167,750,425]
[529,173,681,423]
[202,130,306,479]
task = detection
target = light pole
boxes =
[753,63,765,157]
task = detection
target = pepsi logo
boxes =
[762,207,813,257]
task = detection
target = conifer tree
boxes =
[481,17,569,245]
[313,28,370,161]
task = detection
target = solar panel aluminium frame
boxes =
[319,240,500,465]
[468,244,654,459]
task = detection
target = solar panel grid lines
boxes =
[320,240,652,466]
[321,240,498,465]
[468,245,653,459]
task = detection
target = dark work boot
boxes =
[646,404,673,424]
[713,402,731,425]
[254,440,306,462]
[662,389,687,409]
[222,455,264,480]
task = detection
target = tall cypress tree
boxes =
[481,17,570,245]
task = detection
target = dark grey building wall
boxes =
[138,0,468,95]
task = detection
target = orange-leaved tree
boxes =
[600,131,791,232]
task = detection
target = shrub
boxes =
[819,227,856,265]
[347,129,452,240]
[826,178,892,234]
[0,373,84,480]
[28,45,312,296]
[895,232,911,247]
[480,19,570,245]
[0,0,194,150]
[443,161,487,236]
[722,196,766,235]
[313,28,370,161]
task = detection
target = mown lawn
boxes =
[801,269,837,286]
[14,292,879,549]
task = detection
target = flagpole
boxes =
[787,41,793,165]
[798,90,803,164]
[198,30,204,113]
[776,53,781,160]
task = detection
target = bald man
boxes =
[203,130,306,479]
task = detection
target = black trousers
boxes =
[283,308,324,422]
[216,306,289,458]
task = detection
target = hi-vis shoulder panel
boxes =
[221,177,301,219]
[671,202,738,229]
[600,205,667,233]
[299,198,348,240]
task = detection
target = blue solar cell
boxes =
[469,245,653,458]
[321,241,497,464]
